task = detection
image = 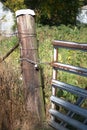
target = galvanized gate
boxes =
[49,40,87,130]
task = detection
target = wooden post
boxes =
[16,9,45,129]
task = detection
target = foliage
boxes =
[24,0,81,25]
[0,36,19,66]
[0,0,26,12]
[0,0,87,25]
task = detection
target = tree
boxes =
[0,0,26,12]
[0,0,86,25]
[24,0,83,25]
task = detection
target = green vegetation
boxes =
[0,36,24,130]
[0,0,87,25]
[37,24,87,106]
[0,24,87,129]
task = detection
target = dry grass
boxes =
[0,60,25,130]
[0,34,52,130]
[0,56,51,130]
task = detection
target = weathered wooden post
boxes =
[16,9,45,130]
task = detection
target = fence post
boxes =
[16,9,45,129]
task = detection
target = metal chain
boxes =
[20,58,51,70]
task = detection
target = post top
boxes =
[15,9,35,17]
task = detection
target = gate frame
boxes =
[49,40,87,130]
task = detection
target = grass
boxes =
[0,24,87,130]
[37,24,87,101]
[0,36,24,130]
[37,24,87,130]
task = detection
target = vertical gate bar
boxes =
[51,47,58,120]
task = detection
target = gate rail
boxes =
[49,40,87,130]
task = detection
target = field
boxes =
[0,24,87,130]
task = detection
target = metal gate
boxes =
[49,40,87,130]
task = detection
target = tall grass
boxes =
[0,36,25,130]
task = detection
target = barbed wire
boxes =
[0,30,37,37]
[2,32,18,36]
[0,29,18,35]
[0,30,52,67]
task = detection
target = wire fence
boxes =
[0,30,52,66]
[0,30,18,37]
[0,31,52,130]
